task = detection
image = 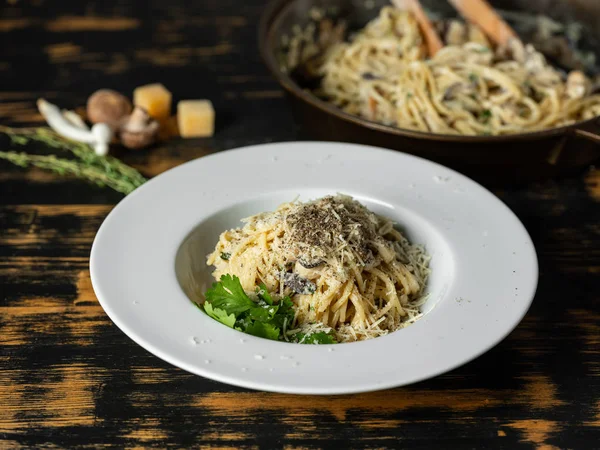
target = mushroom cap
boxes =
[87,89,132,126]
[118,106,160,149]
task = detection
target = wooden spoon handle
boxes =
[392,0,444,56]
[447,0,517,47]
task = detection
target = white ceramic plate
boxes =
[90,142,537,394]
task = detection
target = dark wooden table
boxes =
[1,1,599,448]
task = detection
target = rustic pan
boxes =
[259,0,600,182]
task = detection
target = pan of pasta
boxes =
[259,0,600,180]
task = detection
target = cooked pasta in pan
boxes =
[287,6,600,135]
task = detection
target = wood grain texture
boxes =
[0,0,599,448]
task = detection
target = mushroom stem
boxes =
[62,109,89,130]
[37,98,113,156]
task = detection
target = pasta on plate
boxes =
[206,195,430,343]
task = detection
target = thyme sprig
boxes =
[0,126,146,195]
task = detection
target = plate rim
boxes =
[90,141,538,394]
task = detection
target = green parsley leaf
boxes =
[247,302,279,322]
[205,274,255,315]
[201,274,332,344]
[268,296,295,330]
[204,302,236,328]
[468,73,478,84]
[256,283,274,305]
[244,322,280,340]
[480,109,492,123]
[220,252,231,260]
[293,331,337,344]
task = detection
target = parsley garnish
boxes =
[220,252,231,260]
[202,275,297,342]
[204,302,236,328]
[480,109,492,123]
[468,73,478,84]
[245,322,280,340]
[256,283,274,305]
[205,274,255,315]
[292,331,337,344]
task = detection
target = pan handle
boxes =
[572,118,600,144]
[573,128,600,144]
[546,118,600,166]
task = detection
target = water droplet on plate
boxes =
[327,348,334,352]
[280,355,292,360]
[292,362,300,367]
[133,301,140,305]
[241,367,248,372]
[254,354,264,360]
[269,368,274,372]
[204,359,211,364]
[239,338,247,344]
[191,337,200,345]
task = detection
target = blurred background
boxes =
[0,0,295,192]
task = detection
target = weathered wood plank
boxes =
[585,167,600,202]
[0,201,597,266]
[0,0,599,447]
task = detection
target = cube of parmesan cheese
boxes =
[133,83,172,120]
[177,100,215,138]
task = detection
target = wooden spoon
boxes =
[447,0,517,47]
[392,0,444,56]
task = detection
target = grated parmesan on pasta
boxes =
[207,195,430,342]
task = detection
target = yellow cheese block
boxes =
[133,83,172,120]
[177,100,215,138]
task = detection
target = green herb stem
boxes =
[0,126,147,194]
[0,151,140,194]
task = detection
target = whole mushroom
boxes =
[118,106,159,149]
[87,89,132,127]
